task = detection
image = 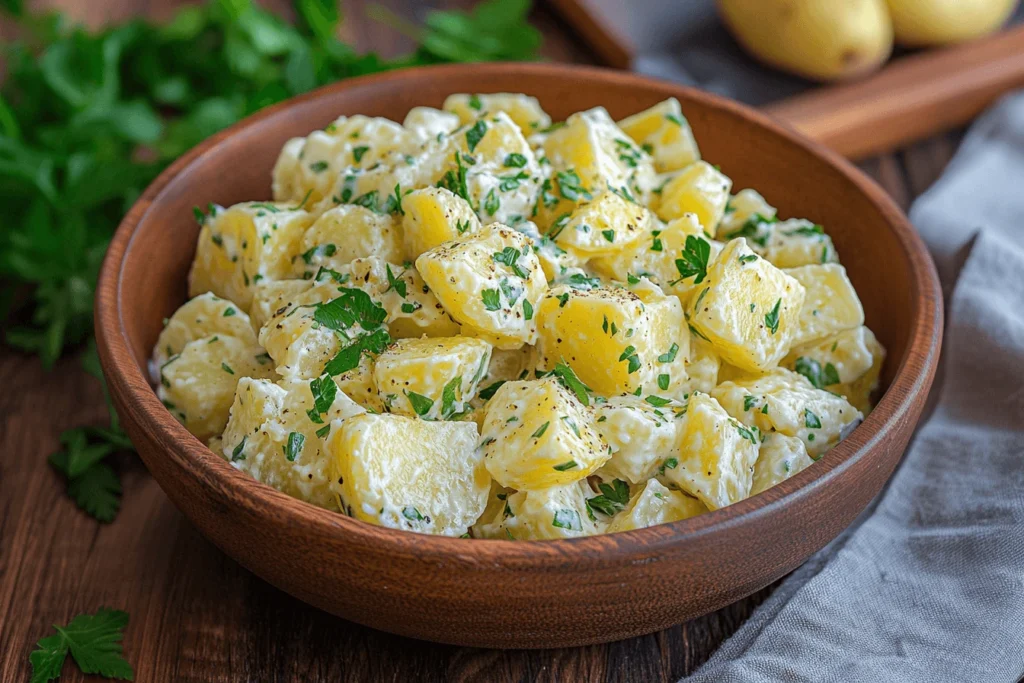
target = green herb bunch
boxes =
[0,0,541,524]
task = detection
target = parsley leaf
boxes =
[765,298,782,335]
[405,390,435,417]
[553,361,591,405]
[481,288,502,311]
[30,608,133,683]
[586,478,630,516]
[794,356,841,389]
[492,246,529,278]
[672,235,711,285]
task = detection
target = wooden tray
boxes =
[548,0,1024,159]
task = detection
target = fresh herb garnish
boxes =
[672,235,711,285]
[29,608,134,683]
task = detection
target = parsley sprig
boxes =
[30,608,134,682]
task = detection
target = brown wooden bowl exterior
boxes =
[95,63,942,649]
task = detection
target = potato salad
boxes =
[152,93,885,539]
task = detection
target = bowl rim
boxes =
[95,62,943,564]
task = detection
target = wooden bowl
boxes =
[95,63,942,649]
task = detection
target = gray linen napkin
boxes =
[684,91,1024,682]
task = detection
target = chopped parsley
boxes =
[658,343,679,363]
[553,460,578,471]
[672,235,711,285]
[645,395,671,407]
[481,288,502,311]
[284,432,305,462]
[765,299,782,335]
[406,391,435,417]
[492,246,529,278]
[805,409,822,429]
[586,478,630,516]
[465,119,488,152]
[504,152,527,168]
[794,356,841,389]
[531,421,550,439]
[552,509,582,531]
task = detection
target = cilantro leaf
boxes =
[30,608,133,683]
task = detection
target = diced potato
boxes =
[711,368,863,459]
[617,98,700,173]
[680,336,721,395]
[595,395,685,484]
[783,326,878,388]
[717,188,777,239]
[189,202,315,311]
[631,279,692,399]
[272,115,413,206]
[534,285,651,396]
[403,106,460,145]
[416,224,547,349]
[552,190,652,256]
[543,107,656,210]
[157,335,272,441]
[339,258,461,340]
[689,238,805,373]
[662,392,760,510]
[154,292,259,366]
[258,280,389,379]
[533,234,585,282]
[606,479,707,533]
[250,280,312,332]
[328,414,488,536]
[296,205,404,275]
[443,92,552,135]
[432,111,543,228]
[481,377,609,490]
[477,481,602,540]
[750,433,814,496]
[785,263,864,347]
[220,376,364,510]
[654,161,732,235]
[764,220,839,269]
[470,480,515,537]
[314,145,443,218]
[401,186,482,259]
[481,347,531,385]
[590,215,724,304]
[334,354,383,412]
[834,328,886,414]
[374,337,492,419]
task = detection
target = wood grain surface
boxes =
[0,1,960,681]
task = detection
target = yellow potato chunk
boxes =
[763,219,839,269]
[470,480,515,537]
[689,238,805,373]
[543,107,656,209]
[834,328,886,414]
[157,335,272,441]
[249,280,312,332]
[617,98,700,173]
[711,368,863,459]
[680,337,721,395]
[662,393,760,510]
[595,395,685,484]
[717,188,776,239]
[477,481,602,540]
[403,106,460,145]
[220,377,364,510]
[189,202,315,311]
[606,479,707,533]
[272,115,413,206]
[655,161,732,235]
[534,285,648,396]
[374,337,491,420]
[296,205,404,276]
[338,258,460,340]
[416,224,547,349]
[258,280,389,379]
[430,112,543,228]
[631,279,692,399]
[329,414,488,535]
[401,186,481,259]
[481,377,610,490]
[750,433,814,496]
[443,92,552,135]
[153,292,258,366]
[334,355,383,412]
[590,215,724,304]
[552,190,652,256]
[785,264,865,347]
[783,326,879,389]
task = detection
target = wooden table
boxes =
[0,2,962,680]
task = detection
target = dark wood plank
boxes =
[0,0,950,680]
